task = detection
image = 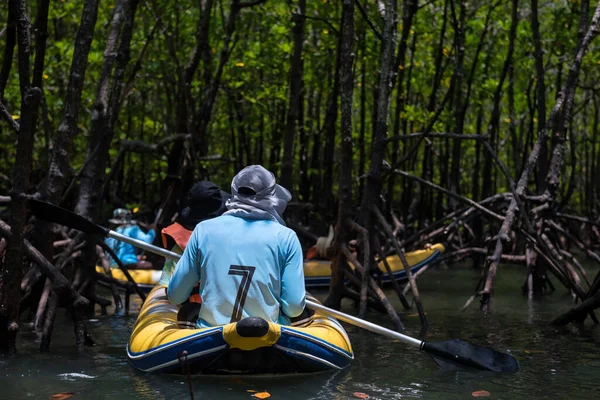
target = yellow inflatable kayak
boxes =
[99,243,444,291]
[127,286,354,373]
[304,243,445,287]
[96,266,161,291]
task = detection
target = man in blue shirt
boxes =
[105,208,156,269]
[167,165,308,328]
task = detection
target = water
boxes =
[2,264,599,399]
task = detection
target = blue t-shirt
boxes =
[167,215,306,327]
[105,225,156,266]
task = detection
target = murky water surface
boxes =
[2,264,599,399]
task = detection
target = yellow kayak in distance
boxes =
[304,243,445,287]
[127,286,354,374]
[97,243,445,290]
[96,266,161,291]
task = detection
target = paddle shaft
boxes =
[108,230,180,260]
[305,300,423,347]
[112,230,423,347]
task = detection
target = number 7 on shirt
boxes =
[228,265,256,322]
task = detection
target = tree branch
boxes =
[0,100,19,132]
[354,0,382,40]
[392,169,505,221]
[385,132,487,143]
[238,0,266,8]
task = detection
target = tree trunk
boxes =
[192,0,266,158]
[481,0,519,201]
[531,0,549,193]
[74,0,139,322]
[358,29,367,201]
[480,0,600,310]
[358,0,398,230]
[326,0,354,310]
[0,1,16,101]
[164,0,214,190]
[0,0,42,353]
[386,0,418,211]
[427,0,449,112]
[33,0,100,299]
[319,46,341,219]
[448,0,466,209]
[30,0,50,132]
[280,0,307,192]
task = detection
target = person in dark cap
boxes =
[167,165,312,329]
[159,180,229,287]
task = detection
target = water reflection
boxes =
[2,264,600,399]
[128,369,352,399]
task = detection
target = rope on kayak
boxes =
[178,350,194,399]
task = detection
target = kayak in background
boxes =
[304,243,445,288]
[97,243,444,291]
[96,266,161,292]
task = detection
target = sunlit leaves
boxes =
[0,0,598,208]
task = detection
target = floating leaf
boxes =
[247,389,258,393]
[253,392,271,399]
[50,393,74,400]
[353,393,369,399]
[472,390,491,397]
[407,312,428,317]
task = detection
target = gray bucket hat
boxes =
[227,165,292,225]
[108,208,134,225]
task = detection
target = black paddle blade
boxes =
[422,339,519,373]
[29,199,109,237]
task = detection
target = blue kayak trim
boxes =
[273,345,344,370]
[127,325,353,372]
[127,328,226,372]
[276,329,353,369]
[281,327,354,359]
[127,327,223,358]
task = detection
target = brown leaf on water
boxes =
[50,393,74,400]
[472,390,491,397]
[353,392,369,399]
[253,392,271,399]
[247,389,258,392]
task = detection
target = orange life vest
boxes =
[161,222,201,303]
[161,222,193,250]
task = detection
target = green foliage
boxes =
[0,0,598,218]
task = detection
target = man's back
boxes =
[167,215,305,327]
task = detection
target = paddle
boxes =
[29,199,519,373]
[306,301,519,372]
[29,199,178,261]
